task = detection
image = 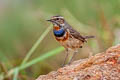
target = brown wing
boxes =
[67,28,86,42]
[63,21,86,42]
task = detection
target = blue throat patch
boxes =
[53,28,65,37]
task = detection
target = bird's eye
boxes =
[56,18,59,20]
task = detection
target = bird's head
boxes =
[47,15,65,27]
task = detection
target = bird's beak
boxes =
[46,19,52,22]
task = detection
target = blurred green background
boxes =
[0,0,120,80]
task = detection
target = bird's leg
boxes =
[68,50,78,65]
[62,49,69,67]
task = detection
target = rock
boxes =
[36,44,120,80]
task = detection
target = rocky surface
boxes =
[36,44,120,80]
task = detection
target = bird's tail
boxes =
[84,36,95,39]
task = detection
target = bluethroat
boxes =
[47,15,94,66]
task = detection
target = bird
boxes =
[47,15,94,66]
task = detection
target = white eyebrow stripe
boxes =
[53,16,64,19]
[57,16,64,18]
